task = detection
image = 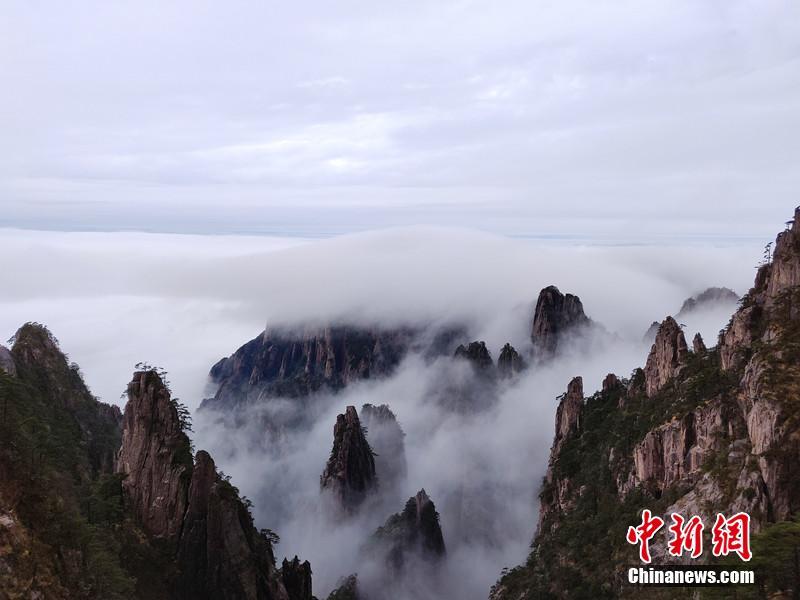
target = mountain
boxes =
[0,323,126,598]
[0,323,313,600]
[643,286,740,343]
[491,208,800,599]
[203,323,469,414]
[369,489,446,572]
[320,406,378,514]
[530,286,598,361]
[677,286,740,319]
[497,343,525,378]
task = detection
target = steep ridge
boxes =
[118,369,305,600]
[205,324,431,411]
[492,207,800,599]
[0,323,126,598]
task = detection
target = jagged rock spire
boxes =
[692,332,707,354]
[370,488,446,573]
[531,286,592,360]
[117,370,192,543]
[321,406,377,513]
[454,340,494,371]
[643,317,688,397]
[553,376,583,454]
[497,343,524,378]
[118,369,302,600]
[602,373,621,392]
[281,557,313,600]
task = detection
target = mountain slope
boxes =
[492,208,800,599]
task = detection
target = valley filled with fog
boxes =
[0,227,757,598]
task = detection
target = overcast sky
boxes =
[1,0,799,239]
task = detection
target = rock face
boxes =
[320,406,377,513]
[117,369,302,600]
[117,370,193,543]
[177,451,290,600]
[677,286,740,318]
[553,377,583,454]
[360,403,406,495]
[531,286,593,360]
[497,343,524,378]
[453,340,494,371]
[206,325,415,409]
[601,373,620,392]
[537,377,584,530]
[643,316,688,397]
[371,489,446,571]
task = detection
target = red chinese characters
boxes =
[667,513,704,559]
[626,509,664,564]
[711,512,752,561]
[628,511,752,562]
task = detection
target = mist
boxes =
[0,226,762,597]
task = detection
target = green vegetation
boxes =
[494,345,743,599]
[0,323,134,598]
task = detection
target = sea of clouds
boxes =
[0,226,758,598]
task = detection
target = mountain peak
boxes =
[643,316,688,397]
[531,286,593,360]
[320,406,377,513]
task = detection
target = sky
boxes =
[1,0,799,238]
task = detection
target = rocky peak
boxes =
[677,287,740,318]
[10,322,121,474]
[118,369,304,599]
[692,332,707,354]
[643,317,688,397]
[554,377,583,453]
[116,370,192,543]
[408,489,446,556]
[320,406,377,513]
[497,343,524,378]
[531,286,592,360]
[371,488,446,572]
[360,403,407,494]
[281,557,313,600]
[10,323,87,410]
[602,373,621,393]
[177,449,294,600]
[453,340,494,371]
